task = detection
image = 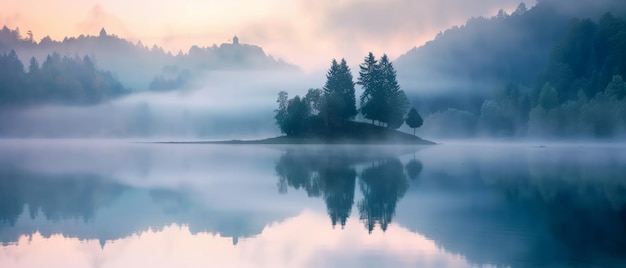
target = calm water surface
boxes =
[1,140,626,267]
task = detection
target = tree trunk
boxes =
[413,128,416,136]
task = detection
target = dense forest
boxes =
[395,0,626,138]
[0,27,297,91]
[0,50,128,106]
[396,0,626,112]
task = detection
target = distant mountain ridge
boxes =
[0,27,299,91]
[395,0,626,114]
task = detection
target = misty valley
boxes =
[2,0,626,267]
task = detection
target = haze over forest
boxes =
[1,0,626,140]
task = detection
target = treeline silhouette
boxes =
[0,27,297,91]
[0,50,128,106]
[479,13,626,137]
[396,0,626,138]
[397,0,626,112]
[274,54,423,139]
[0,165,272,246]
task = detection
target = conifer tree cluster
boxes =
[358,53,410,129]
[322,59,357,124]
[274,53,423,137]
[0,50,128,106]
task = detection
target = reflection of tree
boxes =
[405,159,423,181]
[275,147,423,231]
[0,168,126,225]
[320,168,356,228]
[0,171,22,225]
[405,149,626,267]
[275,150,357,228]
[358,158,408,233]
[275,151,321,197]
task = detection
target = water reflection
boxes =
[396,144,626,267]
[405,158,423,181]
[275,146,421,231]
[358,158,409,233]
[1,212,472,268]
[0,170,126,225]
[1,141,626,267]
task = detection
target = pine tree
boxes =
[338,59,357,119]
[358,52,383,124]
[322,58,356,124]
[28,57,39,73]
[379,54,409,129]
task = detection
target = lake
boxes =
[1,140,626,267]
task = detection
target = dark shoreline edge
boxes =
[143,135,437,145]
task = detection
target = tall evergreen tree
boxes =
[322,58,357,124]
[28,57,39,73]
[358,52,383,124]
[338,59,357,119]
[358,53,408,128]
[379,54,409,129]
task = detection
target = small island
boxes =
[163,53,434,145]
[191,120,434,145]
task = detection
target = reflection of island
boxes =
[0,167,288,246]
[275,145,626,267]
[0,169,126,226]
[393,146,626,267]
[275,147,420,231]
[3,143,626,267]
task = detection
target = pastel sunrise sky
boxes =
[1,0,522,71]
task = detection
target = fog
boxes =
[2,2,626,267]
[2,140,626,267]
[1,0,626,140]
[0,69,325,139]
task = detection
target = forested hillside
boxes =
[480,14,626,138]
[0,27,298,91]
[0,50,127,107]
[395,0,626,138]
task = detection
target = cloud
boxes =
[231,0,522,71]
[310,0,521,50]
[319,0,520,38]
[2,0,525,71]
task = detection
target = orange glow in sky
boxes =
[1,0,520,71]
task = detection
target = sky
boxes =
[1,0,522,71]
[0,212,474,268]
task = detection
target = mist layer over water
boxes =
[0,140,625,267]
[0,70,325,140]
